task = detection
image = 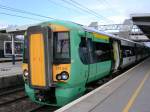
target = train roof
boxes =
[81,25,144,46]
[45,20,145,46]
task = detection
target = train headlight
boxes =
[56,71,69,81]
[56,74,62,80]
[23,70,29,77]
[61,72,69,80]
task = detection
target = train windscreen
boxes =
[53,32,70,63]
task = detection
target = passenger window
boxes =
[93,42,111,62]
[122,46,135,57]
[79,37,111,64]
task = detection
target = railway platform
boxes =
[56,58,150,112]
[0,57,22,62]
[0,62,23,89]
[0,62,22,76]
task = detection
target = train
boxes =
[0,33,23,58]
[0,33,10,57]
[22,20,150,106]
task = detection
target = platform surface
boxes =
[0,57,22,61]
[0,62,22,77]
[56,58,150,112]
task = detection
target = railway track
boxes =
[0,87,27,106]
[0,87,24,97]
[0,86,58,112]
[27,105,58,112]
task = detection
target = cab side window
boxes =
[79,37,90,64]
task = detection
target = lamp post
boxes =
[11,34,15,65]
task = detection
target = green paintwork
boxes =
[25,84,35,101]
[24,20,112,106]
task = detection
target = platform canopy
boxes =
[0,24,33,35]
[131,13,150,39]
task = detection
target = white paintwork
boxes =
[137,55,142,61]
[121,56,136,68]
[121,40,135,47]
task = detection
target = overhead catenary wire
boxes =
[47,0,84,14]
[0,1,115,25]
[0,4,56,20]
[70,0,112,22]
[48,0,107,24]
[0,12,43,21]
[60,0,113,23]
[96,0,120,14]
[60,0,103,19]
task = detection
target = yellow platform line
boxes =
[122,69,150,112]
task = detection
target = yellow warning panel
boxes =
[49,24,69,32]
[53,64,70,82]
[30,33,46,87]
[22,63,28,71]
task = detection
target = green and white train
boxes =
[22,20,150,106]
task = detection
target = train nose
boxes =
[27,25,53,89]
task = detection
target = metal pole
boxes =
[11,34,15,65]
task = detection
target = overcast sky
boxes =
[0,0,150,28]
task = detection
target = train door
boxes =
[112,40,120,70]
[94,41,112,79]
[85,32,97,83]
[27,26,53,89]
[87,39,97,82]
[91,33,112,80]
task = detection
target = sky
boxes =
[0,0,150,28]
